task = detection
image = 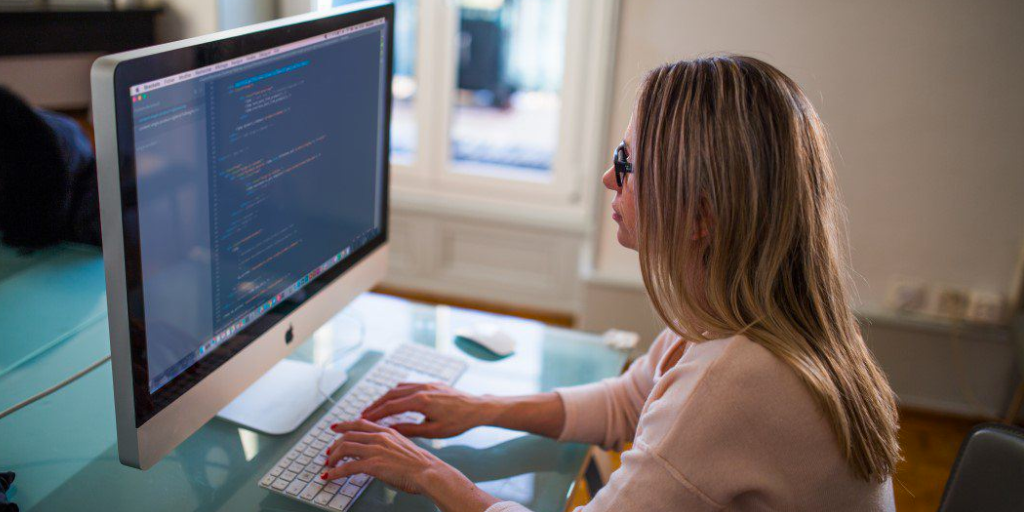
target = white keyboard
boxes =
[258,343,467,511]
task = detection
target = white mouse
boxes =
[454,323,516,357]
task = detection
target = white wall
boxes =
[593,0,1024,311]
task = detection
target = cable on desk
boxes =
[0,311,107,380]
[0,354,111,421]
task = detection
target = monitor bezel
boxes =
[109,4,393,428]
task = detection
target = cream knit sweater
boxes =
[486,330,895,512]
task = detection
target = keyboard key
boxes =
[349,473,369,486]
[304,446,320,457]
[341,483,360,497]
[269,466,284,477]
[288,462,304,473]
[323,483,341,494]
[285,480,306,495]
[271,478,289,491]
[328,494,352,510]
[280,470,297,482]
[314,491,334,505]
[260,474,276,487]
[285,449,300,460]
[311,440,327,450]
[300,482,323,500]
[296,455,312,465]
[297,471,315,482]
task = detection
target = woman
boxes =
[322,55,900,511]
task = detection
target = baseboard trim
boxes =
[372,284,576,328]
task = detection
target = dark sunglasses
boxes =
[613,141,633,187]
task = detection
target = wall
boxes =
[153,0,218,41]
[593,0,1024,310]
[582,0,1024,417]
[0,0,219,109]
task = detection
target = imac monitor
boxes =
[91,2,393,469]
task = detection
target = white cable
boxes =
[316,312,366,405]
[0,354,111,421]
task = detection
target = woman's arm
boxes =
[361,330,678,447]
[480,392,565,439]
[360,384,566,440]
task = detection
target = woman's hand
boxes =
[323,420,501,512]
[360,382,492,438]
[322,419,445,494]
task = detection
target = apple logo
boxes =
[285,324,294,344]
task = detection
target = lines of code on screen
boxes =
[129,25,387,389]
[206,31,384,331]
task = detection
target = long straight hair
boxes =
[633,56,900,481]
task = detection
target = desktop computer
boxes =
[89,4,460,504]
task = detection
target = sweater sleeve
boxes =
[553,330,679,451]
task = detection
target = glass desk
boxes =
[0,245,629,512]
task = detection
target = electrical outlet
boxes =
[965,291,1006,325]
[933,286,970,320]
[886,279,929,314]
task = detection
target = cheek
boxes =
[619,183,638,222]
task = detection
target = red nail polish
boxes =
[326,447,332,455]
[321,473,329,480]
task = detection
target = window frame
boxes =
[321,0,620,229]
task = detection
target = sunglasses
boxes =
[613,141,633,187]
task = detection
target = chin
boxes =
[616,229,637,251]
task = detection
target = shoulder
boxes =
[639,334,836,460]
[661,335,823,427]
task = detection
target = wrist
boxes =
[421,462,499,512]
[472,395,508,428]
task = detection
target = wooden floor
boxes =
[893,409,977,512]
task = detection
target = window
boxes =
[450,0,567,180]
[333,0,418,164]
[390,0,418,163]
[324,0,618,220]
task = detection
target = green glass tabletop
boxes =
[0,246,629,512]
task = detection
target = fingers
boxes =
[321,459,374,482]
[331,418,389,434]
[362,384,425,417]
[325,440,379,467]
[361,395,425,422]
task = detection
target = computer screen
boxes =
[121,18,389,413]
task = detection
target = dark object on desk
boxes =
[0,87,101,249]
[0,471,18,512]
[938,423,1024,512]
[0,5,161,57]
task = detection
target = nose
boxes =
[602,166,619,192]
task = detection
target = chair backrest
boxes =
[937,423,1024,512]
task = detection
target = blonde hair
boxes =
[633,55,900,481]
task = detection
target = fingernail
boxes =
[321,473,329,480]
[326,447,331,454]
